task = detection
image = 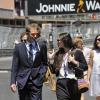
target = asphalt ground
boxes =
[0,57,95,100]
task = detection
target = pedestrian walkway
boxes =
[0,56,12,70]
[0,56,12,61]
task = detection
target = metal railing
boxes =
[0,49,13,57]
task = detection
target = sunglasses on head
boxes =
[97,38,100,41]
[57,39,60,42]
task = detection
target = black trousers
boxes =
[56,78,81,100]
[18,80,42,100]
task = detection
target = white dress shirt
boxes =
[58,52,76,79]
[25,42,40,62]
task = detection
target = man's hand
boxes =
[10,84,17,93]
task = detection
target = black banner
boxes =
[28,0,100,15]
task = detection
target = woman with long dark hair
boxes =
[54,32,87,100]
[88,34,100,100]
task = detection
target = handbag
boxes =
[48,63,55,74]
[43,68,49,82]
[78,78,89,93]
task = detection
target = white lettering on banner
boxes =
[36,3,75,13]
[70,4,75,11]
[55,5,61,12]
[95,2,100,10]
[61,5,67,12]
[86,0,100,11]
[48,5,55,12]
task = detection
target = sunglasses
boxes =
[22,40,27,42]
[31,33,38,37]
[57,39,61,42]
[97,38,100,41]
[31,32,38,34]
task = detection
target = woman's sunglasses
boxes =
[57,39,61,42]
[22,39,27,42]
[97,38,100,41]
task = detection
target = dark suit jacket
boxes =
[72,49,88,78]
[11,41,48,89]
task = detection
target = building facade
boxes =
[0,0,100,49]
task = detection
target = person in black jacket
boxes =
[53,32,87,100]
[10,23,48,100]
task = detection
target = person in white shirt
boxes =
[53,32,87,100]
[88,34,100,100]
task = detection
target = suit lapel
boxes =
[22,43,29,62]
[22,41,41,67]
[33,41,41,65]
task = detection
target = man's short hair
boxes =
[26,23,41,34]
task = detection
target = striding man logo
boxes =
[77,0,85,13]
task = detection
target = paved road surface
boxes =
[0,57,95,100]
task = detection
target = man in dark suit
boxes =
[10,23,48,100]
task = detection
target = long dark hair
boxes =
[59,32,74,49]
[56,48,65,56]
[93,34,100,50]
[53,33,74,70]
[20,32,32,43]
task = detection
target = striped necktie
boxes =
[29,43,33,65]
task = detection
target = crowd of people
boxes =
[10,23,100,100]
